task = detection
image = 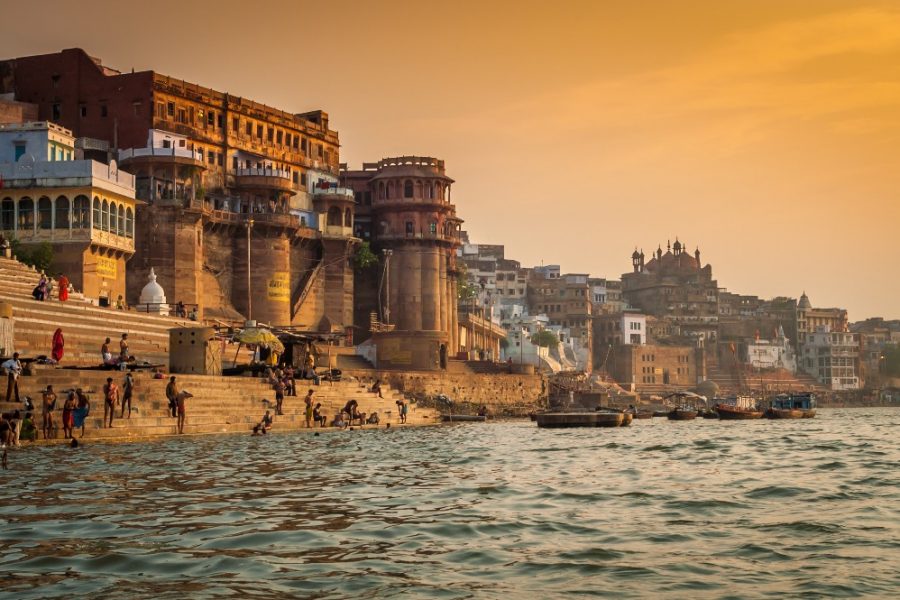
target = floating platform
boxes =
[535,412,626,428]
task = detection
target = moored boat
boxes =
[715,395,763,420]
[535,411,625,428]
[652,410,669,418]
[667,407,698,421]
[764,393,816,419]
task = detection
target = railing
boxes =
[292,262,323,318]
[311,186,355,198]
[235,167,291,179]
[119,146,203,162]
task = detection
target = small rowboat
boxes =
[441,414,487,423]
[716,404,763,420]
[667,407,698,421]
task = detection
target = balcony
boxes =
[233,168,294,193]
[118,146,205,168]
[311,186,355,199]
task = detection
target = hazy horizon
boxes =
[3,0,898,320]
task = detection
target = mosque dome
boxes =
[798,292,812,310]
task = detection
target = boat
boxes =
[764,393,816,419]
[634,411,653,420]
[667,407,698,421]
[715,395,763,420]
[699,408,719,419]
[441,414,487,423]
[652,410,669,418]
[535,411,625,428]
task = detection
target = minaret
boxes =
[695,246,701,266]
[631,248,641,273]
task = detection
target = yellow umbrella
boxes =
[234,327,284,353]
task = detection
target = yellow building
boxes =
[0,121,138,304]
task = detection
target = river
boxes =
[1,408,898,598]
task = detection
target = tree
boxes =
[11,240,54,273]
[353,241,378,270]
[531,330,559,348]
[883,343,900,378]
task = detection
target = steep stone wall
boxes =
[343,369,547,416]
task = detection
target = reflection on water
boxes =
[1,409,899,598]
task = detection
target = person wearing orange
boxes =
[58,274,69,301]
[51,328,64,363]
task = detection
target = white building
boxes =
[622,312,646,345]
[0,121,75,163]
[746,325,796,372]
[801,325,860,390]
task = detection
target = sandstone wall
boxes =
[344,369,547,416]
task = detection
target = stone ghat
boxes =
[2,368,438,444]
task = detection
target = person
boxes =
[175,301,186,318]
[188,306,198,321]
[41,385,57,439]
[304,353,320,385]
[313,402,327,427]
[50,328,65,363]
[399,400,409,424]
[6,409,21,446]
[151,367,165,379]
[273,378,285,416]
[19,412,37,442]
[32,274,48,301]
[58,274,69,302]
[304,389,314,428]
[115,295,126,310]
[285,366,296,396]
[371,379,383,399]
[255,410,274,434]
[166,376,178,418]
[121,372,134,418]
[332,412,347,429]
[343,399,360,424]
[101,337,113,365]
[73,389,90,438]
[2,352,22,404]
[119,333,130,361]
[62,390,76,439]
[103,377,119,428]
[507,357,513,374]
[0,415,10,448]
[176,390,192,434]
[366,412,380,425]
[477,405,488,417]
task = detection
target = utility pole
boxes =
[246,218,254,322]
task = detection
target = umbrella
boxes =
[234,328,284,353]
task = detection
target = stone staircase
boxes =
[336,354,375,370]
[2,367,438,443]
[0,255,194,367]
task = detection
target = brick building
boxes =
[1,48,354,331]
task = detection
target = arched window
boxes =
[18,197,34,230]
[387,181,394,199]
[378,181,385,200]
[403,180,413,198]
[425,184,433,200]
[102,199,110,231]
[344,208,352,228]
[414,180,423,198]
[117,203,125,236]
[38,197,52,230]
[125,207,134,238]
[1,198,14,231]
[93,197,101,228]
[435,184,443,201]
[55,196,70,229]
[74,196,89,229]
[327,206,342,226]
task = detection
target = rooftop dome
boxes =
[798,292,811,310]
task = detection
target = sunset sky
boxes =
[2,0,898,319]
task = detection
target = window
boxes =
[100,104,108,117]
[198,148,204,161]
[1,198,14,230]
[285,133,291,147]
[18,198,34,230]
[117,204,125,235]
[406,221,414,236]
[300,173,307,186]
[38,197,52,229]
[404,180,414,198]
[207,152,214,165]
[157,103,165,118]
[51,104,61,120]
[55,196,70,229]
[51,74,60,88]
[292,172,299,184]
[73,196,89,229]
[80,105,87,118]
[267,128,274,142]
[430,222,437,235]
[256,124,263,138]
[133,102,141,117]
[232,117,239,131]
[217,153,223,167]
[232,156,239,170]
[246,121,252,136]
[125,207,134,238]
[167,102,175,117]
[13,144,25,162]
[276,130,283,145]
[102,199,110,231]
[110,203,119,234]
[162,140,171,149]
[178,108,186,123]
[207,111,215,126]
[93,197,101,227]
[217,114,224,129]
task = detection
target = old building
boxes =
[800,325,860,390]
[621,239,719,343]
[527,271,593,371]
[0,121,137,302]
[1,48,354,331]
[342,157,463,369]
[606,343,702,391]
[796,292,848,346]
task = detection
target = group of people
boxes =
[101,333,135,369]
[173,301,198,320]
[265,366,297,416]
[31,273,71,302]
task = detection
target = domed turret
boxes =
[798,292,812,310]
[139,268,170,316]
[673,238,682,255]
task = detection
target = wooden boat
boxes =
[699,409,719,419]
[441,414,487,423]
[667,407,698,420]
[652,410,669,418]
[535,411,624,428]
[634,411,653,419]
[716,404,764,420]
[764,393,816,419]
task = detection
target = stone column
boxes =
[421,245,440,331]
[234,229,291,325]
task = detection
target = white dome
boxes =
[139,268,167,304]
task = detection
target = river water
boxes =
[0,408,898,599]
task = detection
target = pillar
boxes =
[235,230,291,325]
[421,246,440,330]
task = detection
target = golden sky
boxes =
[3,0,898,319]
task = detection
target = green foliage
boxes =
[11,240,54,273]
[499,337,510,350]
[883,343,900,378]
[354,241,378,270]
[530,330,559,348]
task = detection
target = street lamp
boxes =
[246,217,254,322]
